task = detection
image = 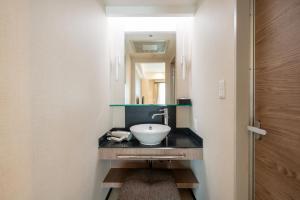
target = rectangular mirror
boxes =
[125,32,176,105]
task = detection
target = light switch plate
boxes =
[218,80,226,99]
[193,118,198,132]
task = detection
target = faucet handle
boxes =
[159,108,168,112]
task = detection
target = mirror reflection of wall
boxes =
[125,32,176,105]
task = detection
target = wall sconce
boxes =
[115,56,120,81]
[181,28,187,81]
[181,55,186,80]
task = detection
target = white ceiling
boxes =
[105,0,199,6]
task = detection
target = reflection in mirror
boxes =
[125,32,176,105]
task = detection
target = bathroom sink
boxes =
[130,124,171,145]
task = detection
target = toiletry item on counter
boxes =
[107,131,132,142]
[177,98,192,105]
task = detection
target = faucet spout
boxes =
[152,113,164,119]
[151,108,169,125]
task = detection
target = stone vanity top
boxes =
[98,128,203,149]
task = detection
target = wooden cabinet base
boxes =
[102,168,199,189]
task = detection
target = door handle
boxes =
[247,126,267,136]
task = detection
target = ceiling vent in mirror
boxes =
[132,41,168,54]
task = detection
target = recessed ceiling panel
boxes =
[132,41,168,54]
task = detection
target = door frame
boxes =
[249,0,255,199]
[235,0,253,200]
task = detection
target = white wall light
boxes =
[181,55,186,80]
[115,56,120,81]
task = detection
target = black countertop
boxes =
[98,128,203,148]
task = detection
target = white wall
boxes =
[191,0,236,199]
[0,1,32,199]
[0,0,111,200]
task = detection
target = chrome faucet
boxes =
[151,108,169,125]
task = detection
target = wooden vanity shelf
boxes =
[99,148,203,160]
[102,168,199,189]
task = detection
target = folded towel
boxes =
[107,131,132,142]
[109,131,131,139]
[119,169,180,200]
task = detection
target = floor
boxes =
[107,188,195,200]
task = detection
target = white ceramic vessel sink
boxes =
[130,124,171,145]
